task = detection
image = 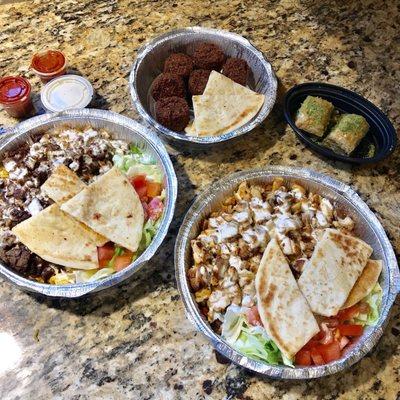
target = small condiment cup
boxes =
[31,50,67,83]
[0,76,34,118]
[40,74,94,112]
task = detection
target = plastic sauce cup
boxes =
[31,50,67,83]
[40,74,94,112]
[0,76,33,118]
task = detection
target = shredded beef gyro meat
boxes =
[155,96,190,131]
[188,69,211,95]
[222,58,249,86]
[151,73,186,101]
[164,53,194,78]
[193,43,226,71]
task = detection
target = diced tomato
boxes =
[312,330,325,341]
[246,305,263,326]
[130,175,148,200]
[114,252,134,271]
[146,181,162,198]
[97,243,115,268]
[317,341,341,363]
[295,349,312,366]
[337,304,363,322]
[339,336,350,350]
[310,348,325,365]
[337,324,364,337]
[302,339,321,351]
[147,197,164,220]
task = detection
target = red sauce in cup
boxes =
[31,50,66,82]
[0,76,33,118]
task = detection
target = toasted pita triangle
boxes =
[190,71,265,137]
[255,239,319,359]
[61,167,144,252]
[184,120,197,136]
[203,71,259,97]
[298,229,373,317]
[12,204,107,270]
[342,259,382,309]
[41,164,86,205]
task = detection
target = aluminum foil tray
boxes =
[175,166,399,379]
[129,27,277,147]
[0,109,177,297]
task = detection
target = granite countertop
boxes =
[0,0,399,399]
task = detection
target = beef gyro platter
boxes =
[130,27,277,145]
[0,110,177,296]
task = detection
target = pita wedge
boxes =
[255,239,319,360]
[298,229,373,317]
[61,166,144,252]
[41,165,86,205]
[191,71,265,137]
[342,259,382,309]
[12,204,107,270]
[203,71,260,97]
[184,120,198,136]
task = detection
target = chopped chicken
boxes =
[189,178,355,323]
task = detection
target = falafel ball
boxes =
[164,53,194,78]
[222,58,249,86]
[188,69,211,95]
[151,73,186,101]
[155,96,190,131]
[193,43,226,70]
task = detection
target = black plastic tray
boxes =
[284,82,397,164]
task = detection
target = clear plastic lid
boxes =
[41,74,93,112]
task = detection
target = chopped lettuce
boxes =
[126,164,163,183]
[221,305,293,367]
[136,218,161,257]
[354,283,383,326]
[113,143,162,182]
[74,267,115,283]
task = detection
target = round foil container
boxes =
[175,167,399,379]
[0,109,177,297]
[129,27,277,148]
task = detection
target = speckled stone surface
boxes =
[0,0,399,399]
